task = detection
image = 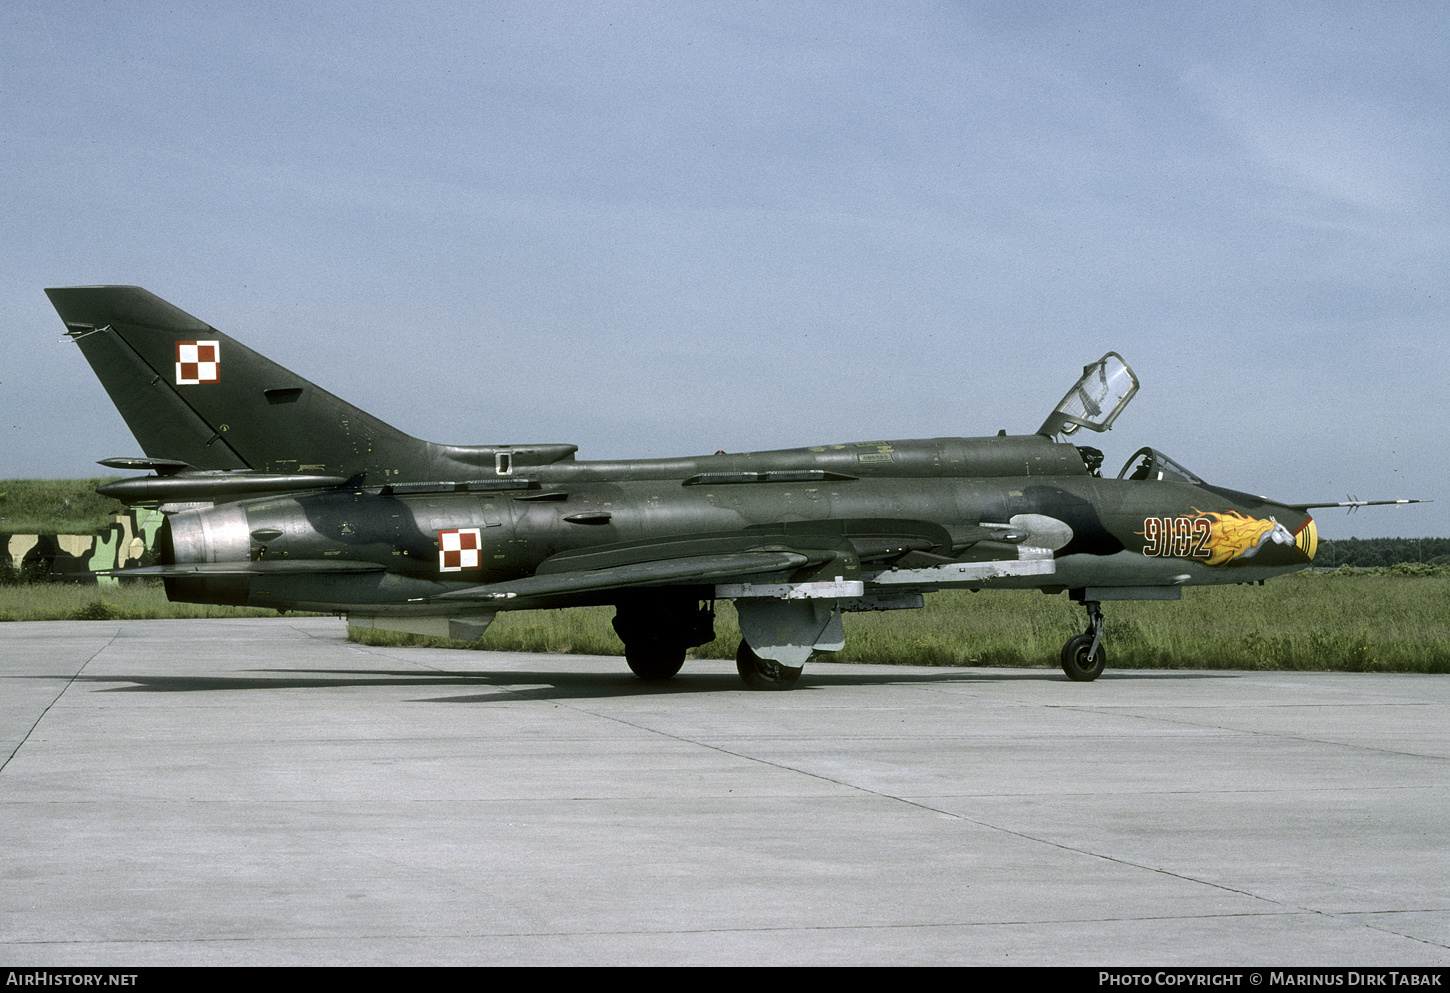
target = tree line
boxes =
[1315,537,1450,569]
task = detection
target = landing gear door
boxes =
[1037,352,1139,437]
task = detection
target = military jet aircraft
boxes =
[46,285,1419,689]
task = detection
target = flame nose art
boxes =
[1294,516,1318,561]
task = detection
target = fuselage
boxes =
[158,433,1317,614]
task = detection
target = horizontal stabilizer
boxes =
[99,560,386,578]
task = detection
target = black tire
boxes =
[626,645,686,680]
[736,640,803,690]
[1061,633,1106,682]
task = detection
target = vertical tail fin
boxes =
[46,286,424,481]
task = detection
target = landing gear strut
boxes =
[1061,599,1106,682]
[612,596,715,681]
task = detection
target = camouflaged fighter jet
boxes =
[46,285,1420,689]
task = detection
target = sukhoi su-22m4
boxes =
[46,286,1419,689]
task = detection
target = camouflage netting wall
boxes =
[1,508,165,585]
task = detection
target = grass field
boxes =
[0,478,126,534]
[348,570,1450,674]
[3,572,1447,672]
[0,582,283,622]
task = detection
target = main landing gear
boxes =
[613,596,716,681]
[1060,598,1106,682]
[624,642,688,681]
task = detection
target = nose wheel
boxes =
[1061,600,1106,681]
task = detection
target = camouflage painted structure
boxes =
[2,508,165,584]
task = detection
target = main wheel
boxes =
[626,645,686,680]
[736,641,803,690]
[1061,633,1106,682]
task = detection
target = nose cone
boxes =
[1295,516,1318,561]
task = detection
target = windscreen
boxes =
[1116,448,1204,485]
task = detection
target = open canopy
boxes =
[1037,352,1139,438]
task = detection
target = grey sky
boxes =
[3,1,1444,538]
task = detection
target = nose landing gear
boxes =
[1061,599,1106,681]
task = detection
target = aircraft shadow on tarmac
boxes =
[65,665,1234,704]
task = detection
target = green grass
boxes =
[0,582,288,622]
[348,571,1450,674]
[4,526,1447,673]
[838,572,1450,673]
[0,478,127,533]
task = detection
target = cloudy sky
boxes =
[3,1,1444,538]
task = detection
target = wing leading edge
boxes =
[435,519,1056,606]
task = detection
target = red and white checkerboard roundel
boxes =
[438,528,483,571]
[175,340,220,385]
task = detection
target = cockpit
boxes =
[1116,448,1203,485]
[1038,354,1206,485]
